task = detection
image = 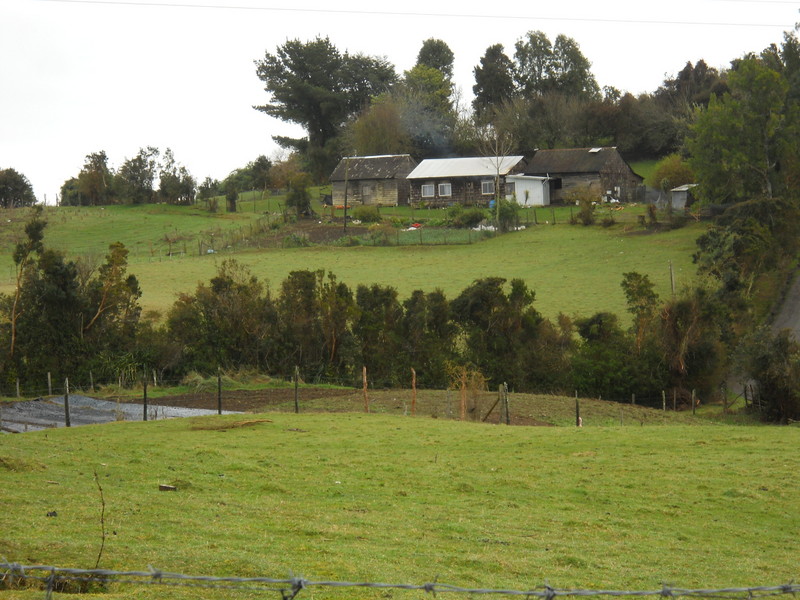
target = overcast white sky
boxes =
[1,0,798,203]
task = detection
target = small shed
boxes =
[406,156,526,206]
[505,175,550,206]
[525,147,642,203]
[669,184,698,210]
[330,154,418,206]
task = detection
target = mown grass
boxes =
[0,412,797,600]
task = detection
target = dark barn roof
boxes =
[526,147,641,179]
[330,154,417,181]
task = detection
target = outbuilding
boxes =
[330,154,418,206]
[670,184,698,210]
[525,147,643,203]
[504,174,551,206]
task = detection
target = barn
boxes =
[525,147,643,203]
[330,154,418,206]
[406,156,526,206]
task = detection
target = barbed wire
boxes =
[1,562,797,600]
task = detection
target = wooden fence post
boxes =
[504,382,510,425]
[15,378,20,398]
[692,389,696,415]
[410,368,417,417]
[631,393,635,405]
[362,366,369,413]
[217,369,222,415]
[64,378,71,427]
[576,394,581,427]
[662,390,666,411]
[143,375,148,422]
[673,388,677,411]
[460,370,467,421]
[48,372,52,396]
[294,366,300,414]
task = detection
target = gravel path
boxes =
[0,395,239,434]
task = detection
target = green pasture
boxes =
[0,201,704,322]
[629,160,659,184]
[1,412,797,600]
[126,221,703,323]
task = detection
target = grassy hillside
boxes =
[0,202,704,322]
[1,412,797,600]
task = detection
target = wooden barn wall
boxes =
[331,179,408,206]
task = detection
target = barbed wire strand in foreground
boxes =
[1,562,797,600]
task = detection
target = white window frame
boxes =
[421,183,435,198]
[438,182,452,197]
[481,180,495,195]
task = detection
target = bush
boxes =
[496,200,520,232]
[282,233,310,248]
[351,205,382,223]
[461,208,488,228]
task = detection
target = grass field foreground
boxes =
[1,413,797,599]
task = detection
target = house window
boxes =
[481,180,495,195]
[506,182,515,196]
[421,184,435,198]
[438,182,452,197]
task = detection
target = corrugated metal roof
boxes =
[407,156,525,179]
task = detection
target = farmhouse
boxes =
[330,154,418,206]
[525,147,643,203]
[406,156,527,206]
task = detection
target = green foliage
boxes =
[345,94,411,157]
[694,197,800,306]
[117,146,159,205]
[734,327,800,422]
[513,30,599,98]
[496,199,520,232]
[285,173,312,217]
[0,168,36,208]
[648,153,694,191]
[351,205,381,223]
[416,38,455,82]
[254,36,396,179]
[472,44,515,120]
[688,57,798,202]
[621,271,660,351]
[157,148,196,206]
[448,205,487,228]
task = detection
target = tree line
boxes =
[252,28,800,204]
[2,198,799,422]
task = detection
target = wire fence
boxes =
[1,563,798,600]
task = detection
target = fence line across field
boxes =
[2,563,798,600]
